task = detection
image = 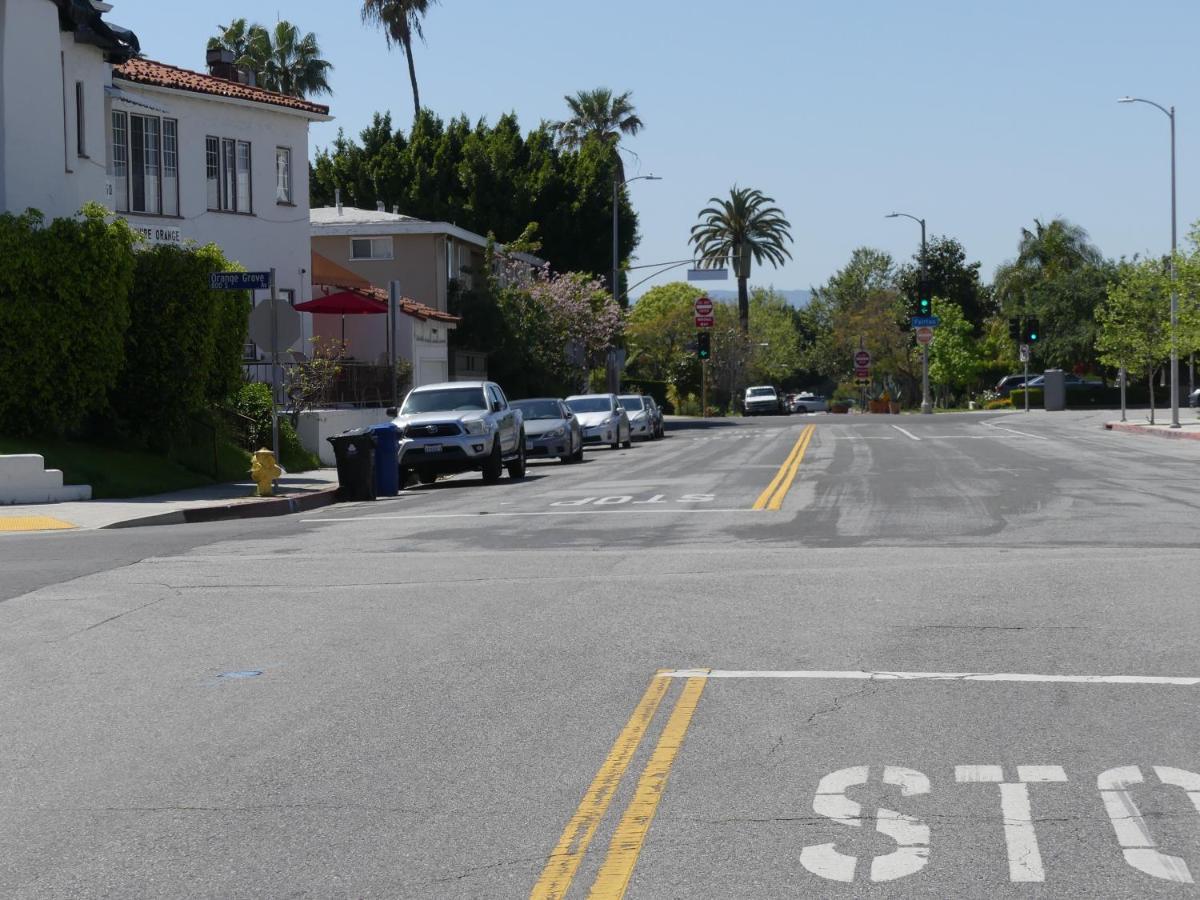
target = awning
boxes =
[105,83,169,114]
[294,292,387,315]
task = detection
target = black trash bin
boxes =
[327,429,377,501]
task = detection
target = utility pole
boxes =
[269,267,280,455]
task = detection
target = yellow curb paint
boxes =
[587,674,709,899]
[530,671,672,900]
[0,516,76,533]
[752,425,814,511]
[766,425,815,511]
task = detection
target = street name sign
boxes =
[915,326,935,346]
[687,268,728,281]
[210,271,272,291]
[853,350,871,369]
[694,315,715,329]
[911,315,940,328]
[248,298,302,353]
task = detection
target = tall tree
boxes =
[208,20,332,98]
[360,0,439,120]
[994,218,1112,372]
[689,187,794,333]
[896,236,992,333]
[1097,258,1172,422]
[554,88,644,185]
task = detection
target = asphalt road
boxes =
[2,410,1199,898]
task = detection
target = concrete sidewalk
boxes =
[0,469,340,533]
[1105,412,1200,441]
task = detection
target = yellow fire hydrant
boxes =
[250,448,282,497]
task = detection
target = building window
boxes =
[111,111,178,216]
[209,136,252,213]
[111,111,128,212]
[75,82,87,157]
[350,237,393,260]
[275,147,292,203]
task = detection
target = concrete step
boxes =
[0,455,91,504]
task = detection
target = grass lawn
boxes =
[0,436,250,499]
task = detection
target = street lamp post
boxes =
[1119,96,1179,428]
[610,174,660,392]
[886,212,932,414]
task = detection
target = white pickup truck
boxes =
[387,381,526,488]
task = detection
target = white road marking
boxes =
[891,424,922,441]
[800,766,931,883]
[982,419,1048,440]
[658,669,1200,685]
[1099,766,1197,883]
[303,508,756,523]
[955,765,1067,882]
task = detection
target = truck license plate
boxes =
[425,443,443,454]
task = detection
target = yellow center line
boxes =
[587,674,709,899]
[530,671,672,900]
[766,425,815,511]
[751,425,814,511]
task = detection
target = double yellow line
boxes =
[530,671,709,900]
[752,424,815,511]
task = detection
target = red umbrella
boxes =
[295,290,387,344]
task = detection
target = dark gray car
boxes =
[512,398,583,463]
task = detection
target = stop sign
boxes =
[694,296,714,317]
[853,349,871,368]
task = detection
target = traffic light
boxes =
[1009,318,1021,341]
[917,279,932,316]
[1022,319,1041,343]
[697,331,711,360]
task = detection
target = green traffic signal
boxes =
[918,297,930,315]
[697,331,711,360]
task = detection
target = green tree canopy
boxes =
[896,236,993,333]
[208,19,332,98]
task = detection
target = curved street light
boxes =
[1118,96,1180,428]
[886,212,932,414]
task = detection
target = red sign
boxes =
[854,367,871,379]
[694,297,714,317]
[915,326,934,346]
[694,315,714,328]
[853,350,871,368]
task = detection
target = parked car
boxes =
[790,393,829,414]
[644,396,665,438]
[389,381,525,487]
[744,385,784,416]
[565,393,631,449]
[1189,387,1200,408]
[619,394,658,441]
[512,398,582,463]
[995,374,1031,397]
[1025,373,1103,390]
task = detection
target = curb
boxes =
[1104,422,1200,441]
[103,486,340,529]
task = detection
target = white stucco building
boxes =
[0,0,332,365]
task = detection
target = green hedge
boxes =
[111,243,249,445]
[1010,384,1155,410]
[621,378,671,413]
[0,205,136,435]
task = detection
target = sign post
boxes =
[694,296,714,329]
[241,270,302,454]
[268,269,280,454]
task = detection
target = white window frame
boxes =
[75,81,87,157]
[275,147,293,204]
[208,134,253,214]
[350,237,394,260]
[111,109,179,217]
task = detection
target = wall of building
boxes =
[310,232,446,311]
[0,0,110,220]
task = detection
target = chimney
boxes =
[376,200,385,212]
[335,188,342,215]
[206,48,237,81]
[392,204,400,215]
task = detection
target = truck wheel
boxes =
[417,471,438,485]
[397,466,410,490]
[482,439,503,483]
[507,433,527,480]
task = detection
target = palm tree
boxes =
[555,88,644,183]
[690,187,794,333]
[250,22,333,98]
[208,19,332,99]
[361,0,439,120]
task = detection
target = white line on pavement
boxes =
[658,669,1200,685]
[982,420,1048,440]
[302,508,756,523]
[891,425,922,441]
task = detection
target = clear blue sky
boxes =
[116,0,1198,298]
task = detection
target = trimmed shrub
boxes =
[622,378,670,412]
[984,397,1013,410]
[111,243,249,445]
[1009,388,1043,408]
[0,205,136,435]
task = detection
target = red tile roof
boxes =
[315,283,460,324]
[113,58,330,116]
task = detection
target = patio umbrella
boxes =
[295,291,387,344]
